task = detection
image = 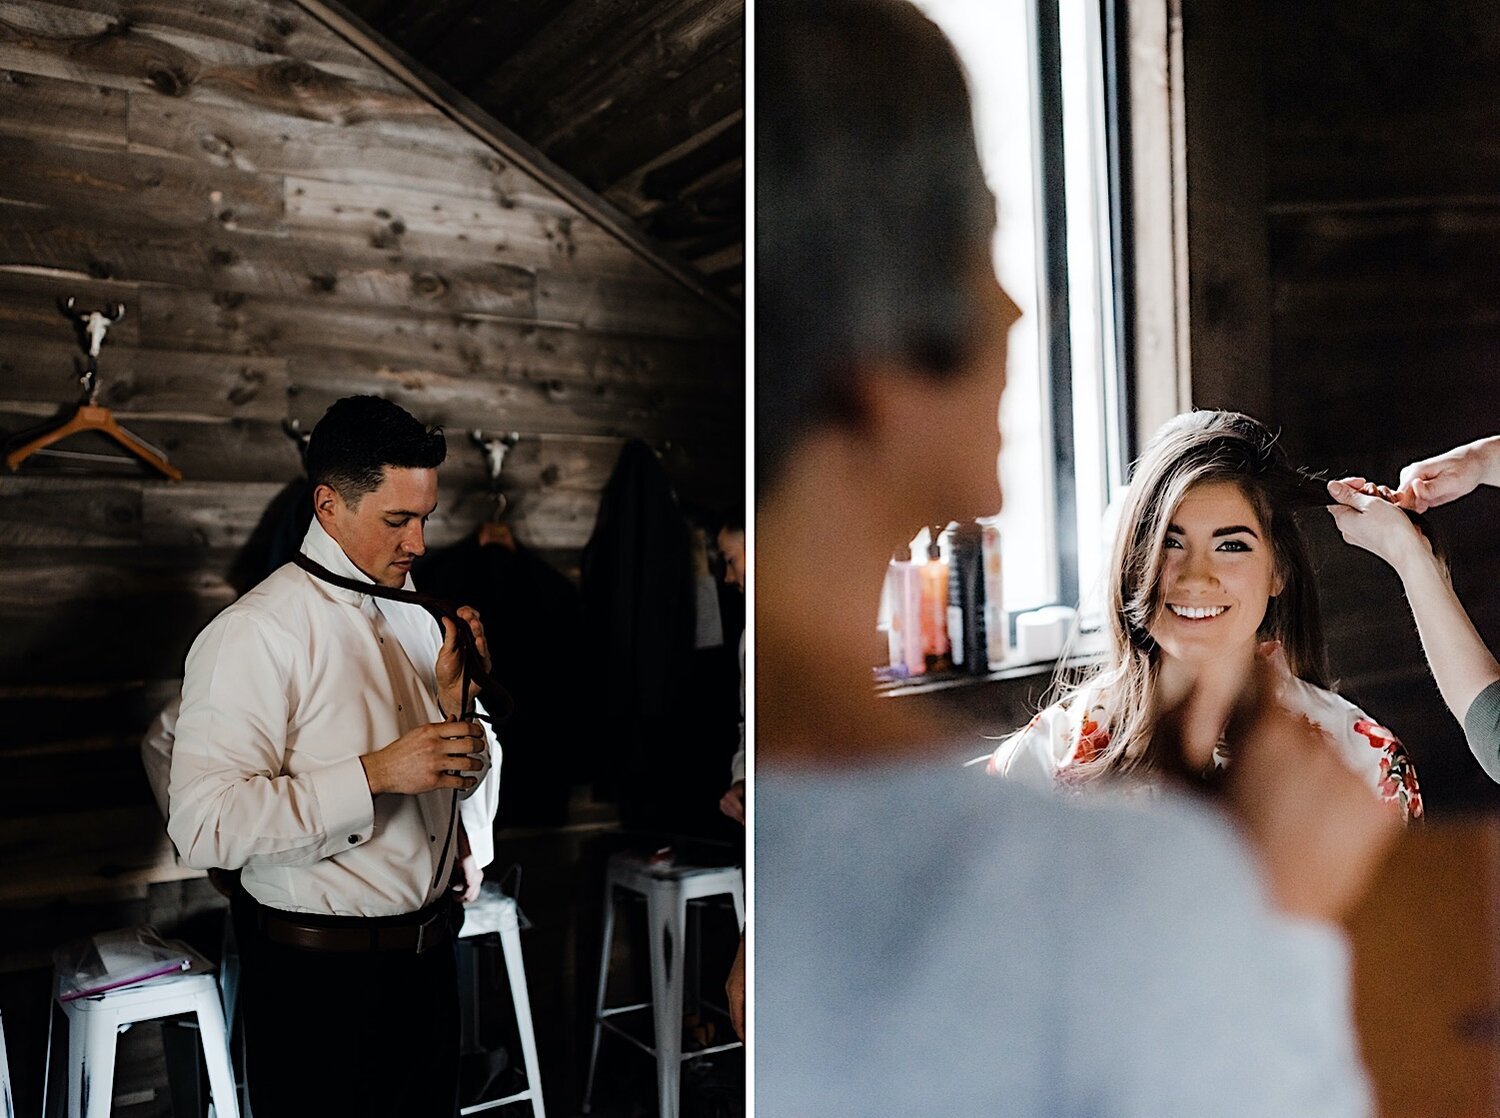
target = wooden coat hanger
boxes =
[4,299,183,480]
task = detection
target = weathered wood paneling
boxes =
[346,0,746,304]
[1181,0,1272,420]
[0,0,742,925]
[127,96,532,199]
[1259,0,1500,814]
[0,68,129,149]
[0,806,196,904]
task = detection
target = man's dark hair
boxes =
[304,395,447,504]
[720,502,745,536]
[756,0,996,489]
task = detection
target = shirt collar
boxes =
[298,517,416,605]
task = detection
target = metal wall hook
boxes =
[282,417,312,467]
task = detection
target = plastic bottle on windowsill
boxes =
[946,522,988,674]
[920,534,951,674]
[879,550,907,676]
[980,518,1009,668]
[900,545,926,677]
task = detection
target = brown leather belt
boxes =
[256,897,458,954]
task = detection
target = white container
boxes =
[1014,605,1079,663]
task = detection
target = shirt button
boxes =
[347,835,360,844]
[430,834,437,842]
[397,704,403,712]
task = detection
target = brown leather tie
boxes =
[292,552,514,722]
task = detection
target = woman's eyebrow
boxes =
[1164,522,1260,538]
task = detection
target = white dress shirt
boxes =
[168,518,502,916]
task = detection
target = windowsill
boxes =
[875,649,1107,699]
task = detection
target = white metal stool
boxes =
[456,882,546,1117]
[2,1008,16,1118]
[582,852,745,1118]
[44,970,238,1118]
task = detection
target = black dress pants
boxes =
[232,889,461,1118]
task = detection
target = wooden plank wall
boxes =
[0,0,742,927]
[1187,0,1500,813]
[1263,0,1500,814]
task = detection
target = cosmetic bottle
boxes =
[879,552,905,674]
[980,518,1009,668]
[901,544,926,677]
[947,522,988,673]
[920,533,951,673]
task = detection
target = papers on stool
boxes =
[54,926,214,1002]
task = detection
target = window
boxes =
[911,0,1131,651]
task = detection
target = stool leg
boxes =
[1,1009,15,1118]
[580,881,616,1115]
[219,915,239,1031]
[42,997,57,1118]
[498,912,546,1118]
[194,987,239,1118]
[646,888,687,1118]
[76,1010,118,1118]
[456,938,481,1055]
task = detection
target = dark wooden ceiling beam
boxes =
[551,39,742,192]
[425,0,568,90]
[289,0,739,322]
[377,0,478,57]
[463,0,683,110]
[494,0,742,153]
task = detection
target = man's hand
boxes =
[436,606,492,718]
[1326,478,1433,573]
[452,824,483,904]
[726,933,746,1041]
[361,719,486,795]
[1396,436,1500,512]
[719,780,746,825]
[1167,654,1401,925]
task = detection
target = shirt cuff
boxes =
[1464,679,1500,782]
[311,755,376,845]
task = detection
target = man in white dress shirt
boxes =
[168,395,501,1118]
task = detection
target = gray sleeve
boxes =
[1464,680,1500,783]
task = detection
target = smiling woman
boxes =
[987,409,1422,822]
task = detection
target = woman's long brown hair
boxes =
[1050,410,1339,781]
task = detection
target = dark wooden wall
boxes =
[0,0,742,928]
[1184,0,1500,814]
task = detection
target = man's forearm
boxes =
[1473,436,1500,489]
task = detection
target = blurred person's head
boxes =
[1063,409,1332,778]
[719,504,747,591]
[757,0,1018,526]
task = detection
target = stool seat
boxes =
[46,970,237,1118]
[454,884,545,1118]
[582,851,745,1118]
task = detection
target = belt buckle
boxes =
[414,906,443,953]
